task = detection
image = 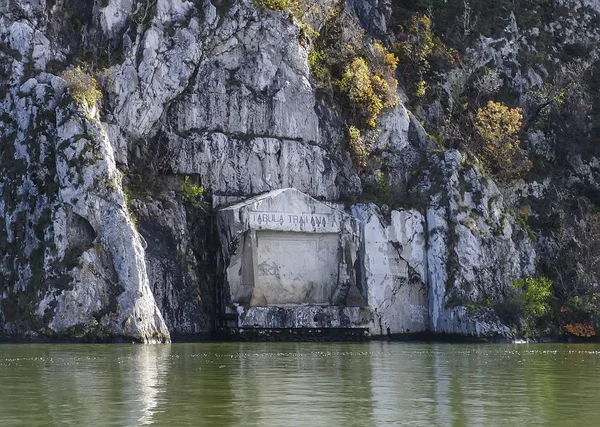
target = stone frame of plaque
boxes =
[218,188,365,314]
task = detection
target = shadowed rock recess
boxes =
[1,0,600,342]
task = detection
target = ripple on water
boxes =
[1,342,600,426]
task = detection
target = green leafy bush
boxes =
[394,13,434,98]
[60,66,102,109]
[393,12,455,99]
[308,49,331,88]
[513,276,552,318]
[179,176,204,207]
[251,0,289,11]
[347,125,368,170]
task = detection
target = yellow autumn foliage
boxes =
[339,57,398,128]
[474,100,523,172]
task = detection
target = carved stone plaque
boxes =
[251,231,338,305]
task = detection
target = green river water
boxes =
[0,342,599,426]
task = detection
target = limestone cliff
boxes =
[1,0,599,341]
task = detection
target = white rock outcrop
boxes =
[352,205,428,336]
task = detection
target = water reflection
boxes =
[2,342,600,426]
[225,343,376,426]
[0,345,171,426]
[122,345,171,425]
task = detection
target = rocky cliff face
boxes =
[1,0,599,341]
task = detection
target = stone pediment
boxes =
[219,188,349,235]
